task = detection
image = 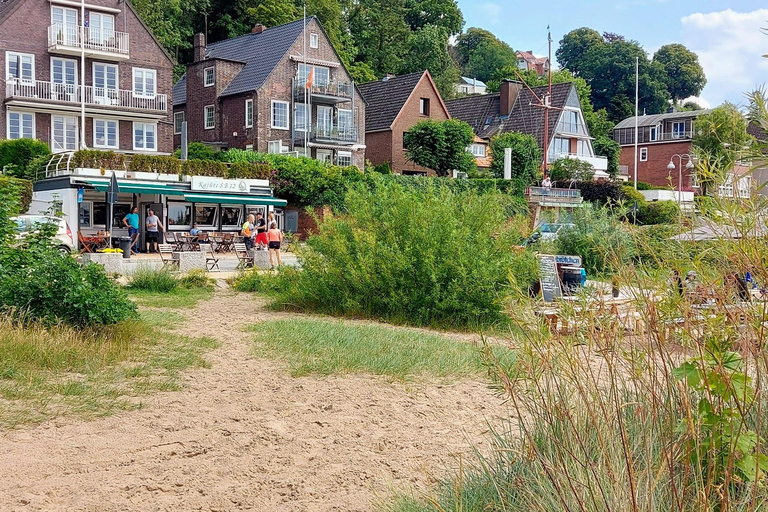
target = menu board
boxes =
[538,254,562,303]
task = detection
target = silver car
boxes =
[11,215,75,254]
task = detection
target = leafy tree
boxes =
[555,27,603,76]
[243,0,298,29]
[489,132,541,182]
[399,25,460,98]
[548,157,594,182]
[403,119,476,176]
[592,135,621,178]
[347,0,411,75]
[455,28,516,84]
[0,139,51,180]
[347,61,378,84]
[652,44,706,103]
[404,0,463,35]
[682,100,704,111]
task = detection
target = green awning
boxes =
[88,181,185,196]
[183,193,287,206]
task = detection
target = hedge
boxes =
[0,177,32,215]
[555,180,623,205]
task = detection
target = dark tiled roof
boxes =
[445,94,502,138]
[0,0,20,24]
[357,72,425,132]
[505,82,574,150]
[173,74,186,106]
[748,121,767,143]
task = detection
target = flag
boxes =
[305,66,314,89]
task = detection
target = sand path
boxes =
[0,290,510,512]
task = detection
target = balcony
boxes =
[525,187,583,206]
[551,151,609,172]
[293,81,354,104]
[48,23,129,61]
[6,80,167,116]
[294,125,359,146]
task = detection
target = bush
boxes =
[129,154,181,174]
[636,181,653,190]
[177,269,214,289]
[174,142,220,161]
[260,182,528,329]
[180,159,227,177]
[0,139,51,180]
[548,158,595,181]
[0,177,32,215]
[71,149,125,170]
[127,267,178,292]
[554,179,623,205]
[639,200,679,225]
[226,161,272,179]
[489,132,541,182]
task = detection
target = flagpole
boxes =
[80,0,86,149]
[633,56,639,190]
[303,4,308,157]
[542,26,552,174]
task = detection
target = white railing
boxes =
[6,80,167,111]
[48,23,129,55]
[526,187,581,198]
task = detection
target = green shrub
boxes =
[554,180,623,205]
[262,182,526,329]
[174,142,220,161]
[636,181,653,190]
[639,200,679,225]
[548,157,595,181]
[0,177,32,215]
[129,154,181,174]
[226,161,272,179]
[177,269,214,289]
[127,267,178,292]
[0,139,50,180]
[180,159,227,177]
[369,161,392,174]
[231,268,292,294]
[71,149,125,170]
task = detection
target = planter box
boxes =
[82,252,124,274]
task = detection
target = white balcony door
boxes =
[317,106,332,136]
[90,13,115,45]
[316,149,332,163]
[51,7,77,46]
[93,63,118,104]
[51,58,78,101]
[52,115,78,153]
[338,109,352,136]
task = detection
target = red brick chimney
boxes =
[252,24,266,34]
[193,33,206,62]
[500,80,522,115]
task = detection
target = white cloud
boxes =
[681,9,768,106]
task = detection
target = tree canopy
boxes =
[652,44,706,103]
[454,28,517,84]
[488,132,541,182]
[403,119,476,176]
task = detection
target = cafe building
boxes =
[29,164,287,250]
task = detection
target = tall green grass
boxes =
[247,318,515,380]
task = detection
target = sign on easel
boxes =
[538,254,562,303]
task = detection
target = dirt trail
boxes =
[0,290,510,512]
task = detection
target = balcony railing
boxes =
[48,23,129,56]
[294,125,358,144]
[526,187,581,199]
[294,81,353,101]
[6,80,167,112]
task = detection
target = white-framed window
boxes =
[51,57,77,86]
[7,112,34,139]
[204,105,215,130]
[268,140,282,154]
[245,144,254,151]
[640,147,648,162]
[672,121,686,139]
[133,122,157,151]
[557,109,586,135]
[310,33,319,49]
[338,108,352,135]
[468,144,486,157]
[576,140,593,157]
[52,115,78,152]
[93,62,118,105]
[419,98,430,116]
[549,137,570,157]
[6,52,34,82]
[337,151,352,167]
[245,99,253,127]
[89,12,115,44]
[317,105,332,136]
[297,63,329,87]
[132,68,156,98]
[174,111,184,135]
[294,103,309,132]
[167,202,192,229]
[271,100,289,130]
[51,6,77,26]
[649,125,659,141]
[316,149,332,163]
[204,67,215,87]
[93,119,118,148]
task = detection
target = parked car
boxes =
[521,222,575,247]
[11,215,75,254]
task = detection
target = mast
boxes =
[633,57,639,189]
[80,0,86,149]
[303,4,308,157]
[542,26,552,174]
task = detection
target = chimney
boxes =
[252,24,265,34]
[500,80,522,115]
[193,33,206,62]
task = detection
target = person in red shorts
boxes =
[254,212,268,249]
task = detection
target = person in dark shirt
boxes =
[254,212,268,250]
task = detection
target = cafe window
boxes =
[92,202,107,226]
[111,204,131,228]
[167,202,192,228]
[221,206,242,227]
[91,202,130,228]
[79,201,91,227]
[194,204,218,226]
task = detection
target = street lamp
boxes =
[667,154,695,226]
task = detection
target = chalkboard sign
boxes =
[538,254,562,303]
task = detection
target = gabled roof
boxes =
[445,93,501,138]
[613,109,712,130]
[0,0,21,25]
[459,76,486,87]
[358,72,436,132]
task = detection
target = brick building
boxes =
[358,71,450,175]
[612,109,711,188]
[0,0,174,154]
[173,17,366,168]
[447,80,608,177]
[516,51,549,77]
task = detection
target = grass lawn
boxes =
[0,310,218,428]
[246,318,515,381]
[127,287,214,309]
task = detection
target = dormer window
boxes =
[204,67,215,87]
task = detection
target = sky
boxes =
[456,0,768,109]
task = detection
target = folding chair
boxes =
[201,244,220,271]
[78,232,96,253]
[233,243,254,270]
[157,244,179,270]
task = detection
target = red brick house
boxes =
[612,109,711,188]
[516,51,549,77]
[0,0,174,154]
[173,17,366,168]
[358,71,450,175]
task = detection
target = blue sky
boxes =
[456,0,768,109]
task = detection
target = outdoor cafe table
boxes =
[537,295,641,334]
[79,236,108,253]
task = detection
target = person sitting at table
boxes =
[190,223,202,236]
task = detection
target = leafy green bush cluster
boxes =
[72,149,125,170]
[178,159,226,177]
[0,177,32,215]
[554,179,623,205]
[255,182,532,328]
[0,139,51,180]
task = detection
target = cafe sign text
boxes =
[191,176,249,193]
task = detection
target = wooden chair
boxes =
[165,232,183,251]
[201,244,220,271]
[78,232,97,253]
[157,244,179,270]
[233,242,254,270]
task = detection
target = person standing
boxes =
[241,214,257,250]
[145,209,163,253]
[254,212,268,250]
[267,221,282,268]
[123,206,140,255]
